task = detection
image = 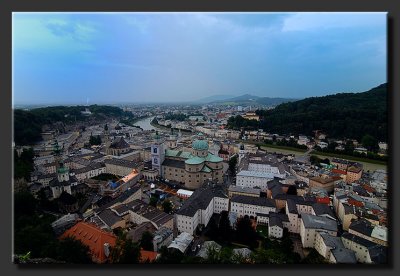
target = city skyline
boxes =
[12,12,387,105]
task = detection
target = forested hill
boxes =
[228,83,387,142]
[13,105,133,145]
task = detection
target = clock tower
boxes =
[151,131,165,177]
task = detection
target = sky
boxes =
[12,12,387,105]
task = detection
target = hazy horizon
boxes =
[13,12,387,106]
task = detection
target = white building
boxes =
[236,170,284,191]
[230,195,276,218]
[299,214,338,248]
[175,183,229,235]
[168,232,194,254]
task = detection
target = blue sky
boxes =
[12,12,387,105]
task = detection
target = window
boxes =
[153,148,158,154]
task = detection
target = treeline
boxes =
[164,112,188,121]
[13,105,134,145]
[14,191,93,263]
[14,148,34,181]
[227,83,387,142]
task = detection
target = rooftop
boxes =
[301,214,337,232]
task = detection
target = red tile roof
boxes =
[332,169,347,175]
[140,250,158,263]
[60,222,116,263]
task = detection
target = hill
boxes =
[207,94,297,106]
[195,94,236,103]
[13,105,134,145]
[227,83,387,142]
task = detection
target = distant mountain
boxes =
[195,94,236,103]
[208,93,298,106]
[225,94,260,102]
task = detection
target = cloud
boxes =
[282,12,386,32]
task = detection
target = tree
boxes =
[56,237,92,263]
[286,185,297,195]
[140,231,154,251]
[301,248,328,264]
[149,196,158,207]
[155,246,184,264]
[218,210,232,242]
[235,215,258,249]
[229,155,238,175]
[110,232,141,264]
[362,134,378,152]
[162,200,173,213]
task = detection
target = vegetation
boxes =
[110,232,141,264]
[14,148,34,181]
[164,112,188,121]
[227,84,387,143]
[91,173,119,181]
[89,134,102,146]
[140,231,154,251]
[14,191,92,263]
[228,155,238,175]
[13,105,135,146]
[162,200,173,213]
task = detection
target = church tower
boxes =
[239,143,245,163]
[151,131,165,177]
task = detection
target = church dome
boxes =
[192,139,209,151]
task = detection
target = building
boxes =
[104,158,142,177]
[242,112,259,121]
[153,227,174,252]
[106,137,131,156]
[159,133,224,189]
[341,232,387,264]
[228,185,261,198]
[60,222,116,263]
[299,214,338,248]
[230,195,276,219]
[49,164,78,199]
[168,232,194,254]
[348,219,387,247]
[314,232,357,264]
[73,162,106,183]
[175,182,229,235]
[309,175,342,193]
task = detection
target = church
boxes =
[151,132,224,190]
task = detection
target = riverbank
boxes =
[242,141,386,172]
[150,119,192,133]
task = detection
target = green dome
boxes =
[185,156,205,165]
[192,139,209,151]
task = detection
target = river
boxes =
[134,116,157,131]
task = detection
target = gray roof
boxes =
[162,158,186,169]
[228,185,261,196]
[131,200,173,227]
[319,232,344,249]
[104,158,138,169]
[49,175,78,188]
[176,183,227,217]
[349,219,373,237]
[73,162,105,174]
[341,232,377,248]
[312,203,336,219]
[269,215,283,228]
[97,209,123,227]
[231,195,276,208]
[330,247,357,264]
[301,214,337,232]
[96,185,141,212]
[109,137,130,149]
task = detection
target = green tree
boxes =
[140,231,154,251]
[362,134,378,152]
[110,232,141,264]
[229,155,238,175]
[149,196,158,207]
[55,237,92,263]
[218,210,232,242]
[162,200,173,213]
[235,215,258,249]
